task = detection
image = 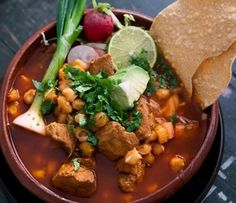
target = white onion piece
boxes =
[67,45,99,65]
[94,48,106,56]
[86,43,107,50]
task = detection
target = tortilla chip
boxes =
[193,42,236,110]
[149,0,236,96]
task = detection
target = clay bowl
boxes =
[0,9,219,203]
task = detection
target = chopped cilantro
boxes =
[126,111,142,132]
[63,66,142,132]
[87,133,98,146]
[170,114,178,124]
[156,54,178,88]
[67,121,76,134]
[131,49,151,72]
[41,100,56,115]
[131,49,178,92]
[33,79,57,93]
[72,158,80,171]
[32,80,44,92]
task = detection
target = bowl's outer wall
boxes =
[0,9,219,203]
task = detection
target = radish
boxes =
[67,45,99,65]
[83,0,115,42]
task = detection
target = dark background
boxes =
[0,0,235,202]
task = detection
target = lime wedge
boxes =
[108,26,157,70]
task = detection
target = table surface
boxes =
[0,0,235,202]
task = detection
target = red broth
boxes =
[8,43,207,203]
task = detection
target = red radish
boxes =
[83,0,114,42]
[67,45,99,65]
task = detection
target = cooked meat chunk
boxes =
[117,159,144,184]
[89,54,114,76]
[46,122,76,156]
[135,96,155,141]
[96,121,139,160]
[78,157,96,170]
[52,163,96,197]
[118,174,137,192]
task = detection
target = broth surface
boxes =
[8,44,207,203]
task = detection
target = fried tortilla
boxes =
[193,42,236,110]
[149,0,236,98]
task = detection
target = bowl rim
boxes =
[0,9,219,203]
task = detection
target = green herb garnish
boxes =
[126,111,142,132]
[64,66,142,132]
[41,100,56,115]
[156,54,178,88]
[72,158,80,171]
[87,133,99,146]
[131,49,179,94]
[170,114,178,124]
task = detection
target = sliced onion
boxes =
[67,45,99,65]
[86,43,107,50]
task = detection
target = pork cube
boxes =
[52,163,96,197]
[117,159,145,184]
[46,122,76,156]
[136,96,155,140]
[89,54,114,76]
[78,157,96,170]
[118,174,137,193]
[96,121,139,160]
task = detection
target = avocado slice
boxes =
[110,65,150,110]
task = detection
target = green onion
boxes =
[13,0,86,135]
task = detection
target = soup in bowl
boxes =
[0,8,219,203]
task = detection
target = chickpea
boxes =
[146,183,159,193]
[58,64,68,79]
[62,87,77,102]
[44,89,57,102]
[72,98,85,110]
[79,142,95,157]
[70,59,88,71]
[75,128,88,142]
[57,96,72,114]
[74,113,87,127]
[124,148,142,166]
[145,130,157,143]
[7,88,20,102]
[169,155,185,173]
[94,112,109,128]
[59,79,71,91]
[23,89,36,105]
[32,169,46,180]
[7,101,20,117]
[56,113,67,124]
[152,143,165,155]
[137,144,152,155]
[154,124,169,144]
[155,88,171,100]
[143,153,155,166]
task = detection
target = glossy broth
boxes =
[8,43,208,203]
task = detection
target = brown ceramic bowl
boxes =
[0,9,219,203]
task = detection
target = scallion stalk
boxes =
[13,0,86,135]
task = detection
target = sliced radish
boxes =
[94,48,106,56]
[67,45,99,65]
